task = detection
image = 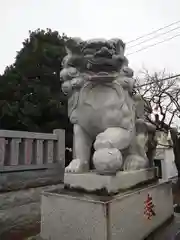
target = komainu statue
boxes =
[60,38,156,174]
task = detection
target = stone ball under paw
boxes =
[94,128,134,151]
[93,148,123,174]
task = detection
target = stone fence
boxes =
[0,129,65,191]
[0,129,65,170]
[0,129,65,238]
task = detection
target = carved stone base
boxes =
[40,180,173,240]
[64,168,157,194]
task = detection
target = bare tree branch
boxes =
[135,69,180,131]
[169,109,178,127]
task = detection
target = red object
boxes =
[144,194,156,220]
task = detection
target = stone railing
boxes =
[0,129,65,191]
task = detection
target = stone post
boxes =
[53,129,65,170]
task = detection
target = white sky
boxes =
[1,0,180,127]
[1,0,180,76]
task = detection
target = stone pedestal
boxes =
[40,180,173,240]
[64,168,157,194]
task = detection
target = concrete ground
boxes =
[145,214,180,240]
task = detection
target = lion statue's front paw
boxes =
[65,159,89,173]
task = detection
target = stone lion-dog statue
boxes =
[60,38,156,174]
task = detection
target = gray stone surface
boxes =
[41,180,173,240]
[53,129,65,169]
[27,235,43,240]
[0,138,6,166]
[0,202,39,234]
[60,38,156,174]
[145,214,180,239]
[10,138,21,165]
[0,129,58,140]
[64,168,157,193]
[0,128,65,170]
[0,165,63,192]
[0,184,63,210]
[27,215,180,240]
[93,147,123,174]
[0,184,62,236]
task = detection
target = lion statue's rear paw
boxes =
[123,154,148,171]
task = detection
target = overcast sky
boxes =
[1,0,180,76]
